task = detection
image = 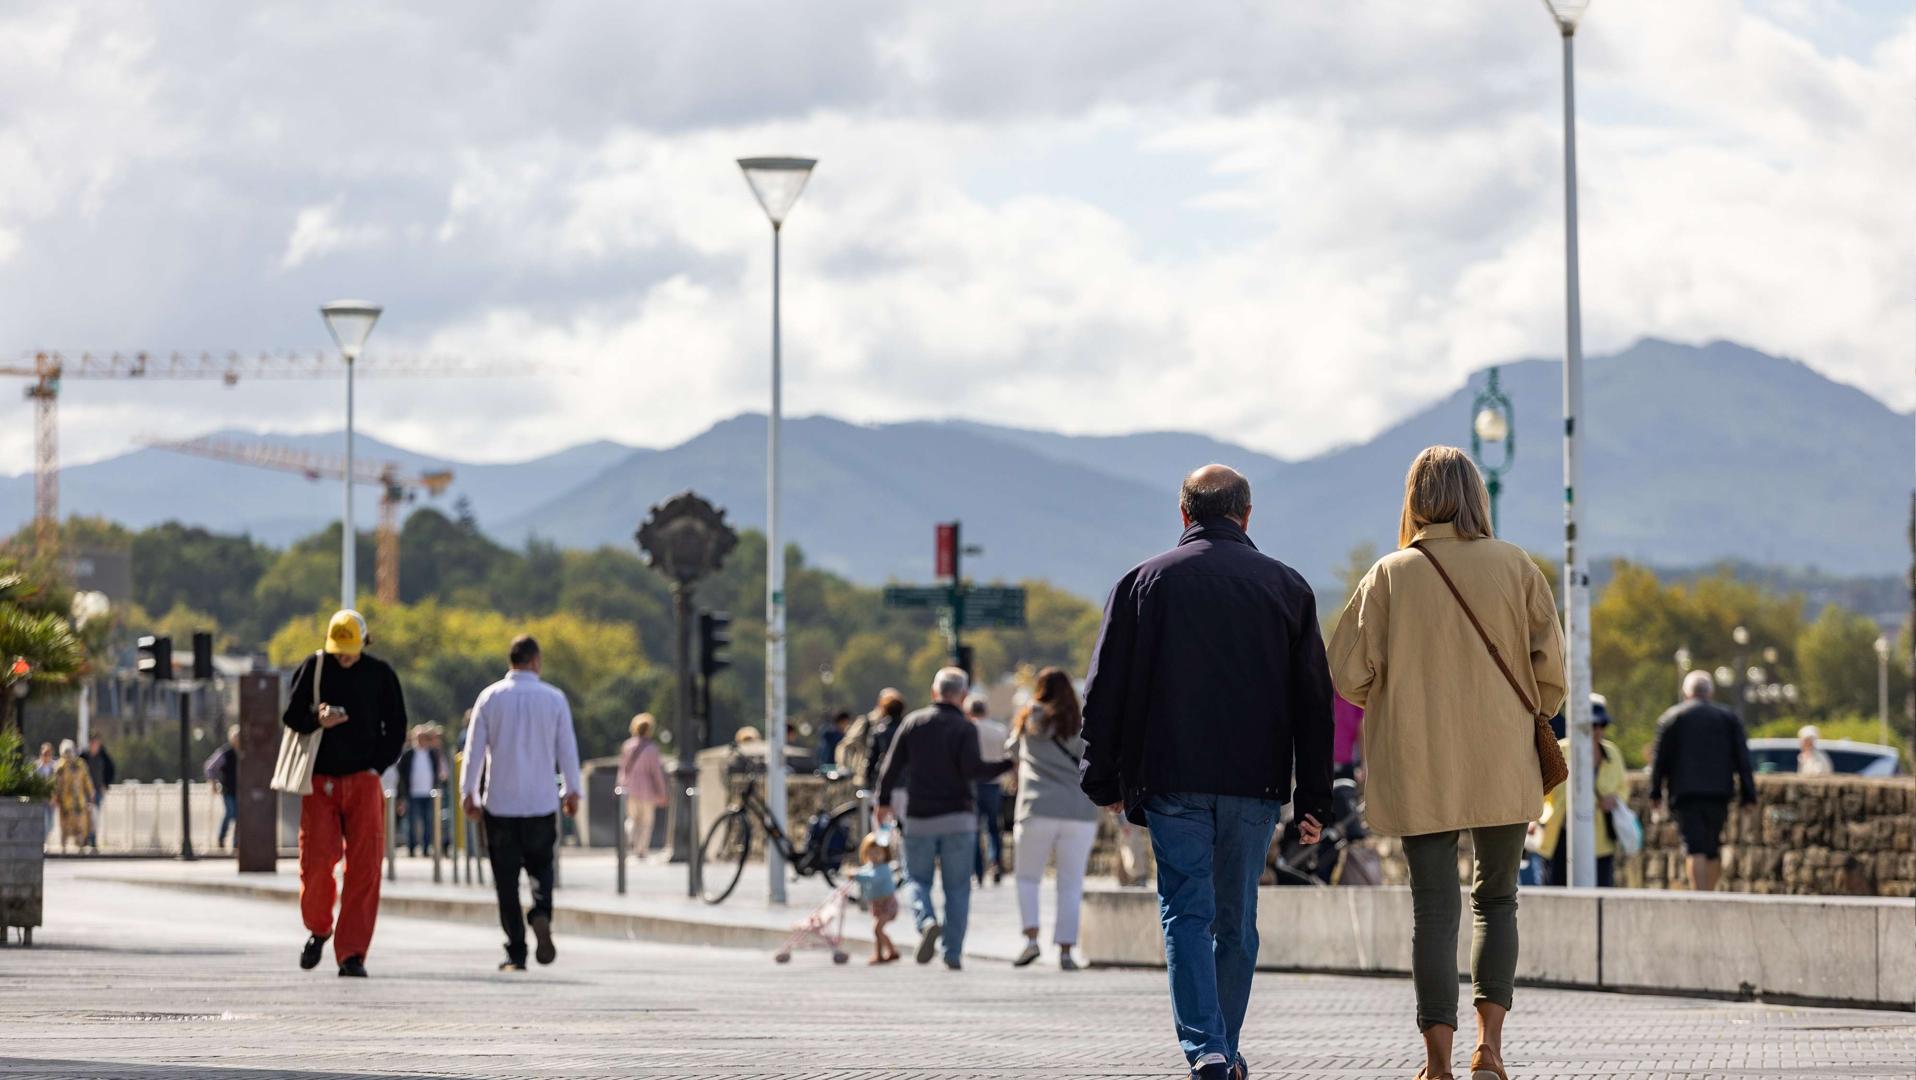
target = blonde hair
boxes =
[631,713,655,739]
[1398,446,1495,548]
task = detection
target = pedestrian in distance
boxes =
[1329,446,1566,1080]
[205,725,241,850]
[817,709,852,774]
[51,740,94,852]
[968,696,1010,886]
[840,689,907,808]
[1797,724,1834,776]
[1080,464,1335,1080]
[282,609,409,978]
[81,733,114,852]
[394,725,448,856]
[874,667,1014,971]
[461,635,583,972]
[852,828,901,965]
[1648,670,1758,893]
[1535,695,1626,888]
[33,743,55,839]
[618,713,669,859]
[1008,666,1100,971]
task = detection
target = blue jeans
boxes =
[974,783,1005,882]
[1144,792,1281,1067]
[218,792,238,847]
[903,829,975,965]
[406,795,437,854]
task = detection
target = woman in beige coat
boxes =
[1329,446,1566,1080]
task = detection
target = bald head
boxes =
[1180,464,1252,528]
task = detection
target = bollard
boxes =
[385,787,397,883]
[451,788,464,884]
[614,784,627,896]
[552,807,563,891]
[430,789,443,884]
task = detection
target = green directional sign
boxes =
[963,586,1026,628]
[883,585,947,610]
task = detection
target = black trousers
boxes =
[483,811,556,963]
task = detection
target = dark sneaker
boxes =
[914,923,941,965]
[299,933,329,971]
[498,960,526,972]
[337,955,368,978]
[529,912,556,965]
[1234,1058,1249,1080]
[1190,1058,1233,1080]
[943,957,962,971]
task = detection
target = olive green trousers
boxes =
[1401,822,1528,1032]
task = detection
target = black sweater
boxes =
[282,651,408,778]
[875,702,1013,819]
[1649,700,1757,805]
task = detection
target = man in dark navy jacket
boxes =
[1080,464,1333,1080]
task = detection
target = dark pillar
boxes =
[236,673,280,873]
[671,584,699,894]
[177,690,195,861]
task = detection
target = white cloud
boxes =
[0,1,1907,476]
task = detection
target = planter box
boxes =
[0,796,45,943]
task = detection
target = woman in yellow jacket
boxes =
[1536,698,1626,887]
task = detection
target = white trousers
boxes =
[1013,816,1098,945]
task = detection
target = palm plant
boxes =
[0,572,87,737]
[0,726,52,798]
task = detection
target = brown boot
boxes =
[1468,1044,1508,1080]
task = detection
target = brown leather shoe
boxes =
[1468,1044,1508,1080]
[1414,1068,1454,1080]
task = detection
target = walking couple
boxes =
[1081,450,1565,1080]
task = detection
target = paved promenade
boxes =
[4,862,1913,1079]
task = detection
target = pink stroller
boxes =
[774,879,857,964]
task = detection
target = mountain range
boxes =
[5,338,1907,599]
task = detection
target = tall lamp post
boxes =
[738,156,815,904]
[320,300,383,610]
[1541,0,1597,887]
[1470,367,1514,533]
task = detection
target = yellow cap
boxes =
[325,609,366,656]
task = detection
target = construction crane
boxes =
[2,350,529,557]
[141,435,454,605]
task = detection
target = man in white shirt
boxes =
[460,635,583,971]
[970,697,1011,886]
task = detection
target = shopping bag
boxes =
[270,651,325,796]
[1609,801,1644,857]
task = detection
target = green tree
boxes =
[130,522,272,639]
[1796,604,1903,721]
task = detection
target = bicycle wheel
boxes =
[813,805,864,888]
[697,809,751,904]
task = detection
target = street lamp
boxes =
[320,300,383,609]
[1875,635,1892,747]
[1541,0,1597,888]
[1470,367,1514,533]
[738,155,815,905]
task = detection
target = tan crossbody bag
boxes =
[269,650,325,796]
[1411,542,1570,795]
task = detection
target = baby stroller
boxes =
[1272,776,1370,886]
[774,878,857,965]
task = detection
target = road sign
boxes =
[962,586,1026,628]
[936,523,957,578]
[883,585,947,610]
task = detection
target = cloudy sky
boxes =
[1,0,1910,470]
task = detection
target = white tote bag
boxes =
[1609,801,1645,857]
[269,651,325,796]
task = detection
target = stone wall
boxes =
[1622,773,1915,897]
[1344,773,1915,898]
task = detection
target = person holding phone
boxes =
[281,609,408,978]
[1079,465,1335,1080]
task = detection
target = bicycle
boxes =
[696,746,866,905]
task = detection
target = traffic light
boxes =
[191,631,214,681]
[698,611,732,677]
[137,635,173,682]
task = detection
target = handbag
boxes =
[1411,542,1570,795]
[270,650,325,796]
[1609,800,1645,856]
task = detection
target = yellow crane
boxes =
[141,435,454,605]
[1,350,527,556]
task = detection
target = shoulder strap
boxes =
[1050,735,1081,766]
[1411,542,1544,720]
[312,650,324,713]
